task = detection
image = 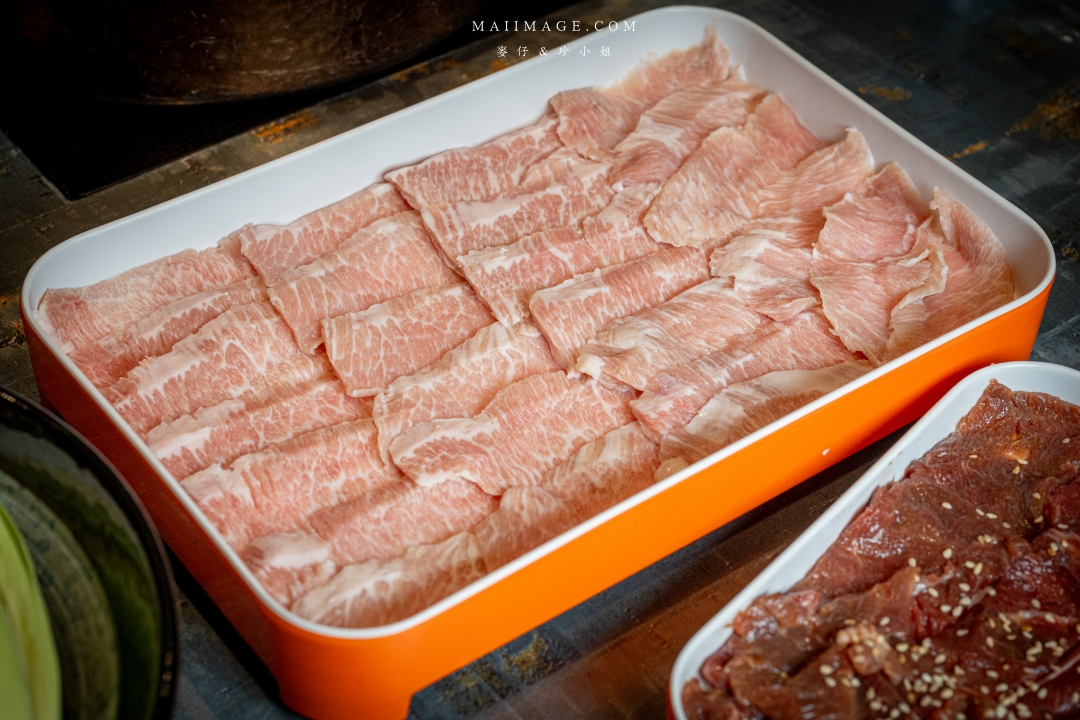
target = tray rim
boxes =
[667,360,1080,719]
[20,4,1057,642]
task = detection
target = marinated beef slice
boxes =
[685,381,1080,720]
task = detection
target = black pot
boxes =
[9,0,485,103]
[0,387,178,720]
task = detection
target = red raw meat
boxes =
[552,26,731,161]
[39,238,254,354]
[420,155,613,264]
[884,189,1016,361]
[810,163,946,365]
[147,377,371,479]
[69,276,266,389]
[103,301,333,435]
[322,282,493,397]
[576,278,771,390]
[233,182,409,285]
[291,533,486,628]
[267,211,459,352]
[182,418,400,549]
[372,320,558,462]
[657,361,873,478]
[644,93,825,248]
[529,246,710,369]
[631,308,857,441]
[390,371,636,494]
[475,422,659,570]
[385,114,562,207]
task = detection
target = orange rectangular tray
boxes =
[21,7,1055,719]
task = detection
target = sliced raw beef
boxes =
[38,239,255,354]
[475,422,659,570]
[147,377,371,479]
[657,360,873,478]
[372,320,558,461]
[232,183,410,285]
[705,129,873,320]
[575,279,771,390]
[709,215,825,322]
[322,283,494,397]
[529,246,710,369]
[884,189,1016,361]
[103,301,332,435]
[267,211,459,352]
[611,79,765,188]
[291,533,487,628]
[240,531,338,607]
[631,308,857,441]
[420,156,613,263]
[69,276,266,389]
[384,114,562,207]
[552,26,730,161]
[460,225,598,326]
[308,477,497,565]
[580,182,666,263]
[459,183,663,326]
[643,94,825,248]
[809,163,946,365]
[752,128,875,219]
[391,371,636,494]
[474,488,573,570]
[181,418,401,549]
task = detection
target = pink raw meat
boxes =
[267,211,459,352]
[656,360,873,479]
[884,189,1016,361]
[643,93,825,248]
[580,182,666,263]
[575,279,771,390]
[39,238,255,354]
[752,128,875,219]
[291,533,487,628]
[372,320,558,462]
[460,225,598,326]
[475,422,659,570]
[708,129,874,323]
[308,477,497,565]
[552,26,731,161]
[631,308,858,441]
[529,246,710,369]
[809,163,946,365]
[420,155,613,264]
[384,114,562,207]
[181,418,401,549]
[69,276,266,389]
[240,531,338,608]
[390,371,636,494]
[611,78,765,188]
[323,283,493,397]
[459,183,663,326]
[147,377,371,479]
[232,182,409,285]
[103,301,333,435]
[709,215,825,322]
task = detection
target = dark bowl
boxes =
[0,387,177,720]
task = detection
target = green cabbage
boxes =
[0,500,61,720]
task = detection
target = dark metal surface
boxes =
[0,0,1077,718]
[9,0,485,103]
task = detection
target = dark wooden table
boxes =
[1,0,1077,717]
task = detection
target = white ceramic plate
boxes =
[22,6,1055,641]
[669,361,1080,719]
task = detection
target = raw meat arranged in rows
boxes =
[38,27,1016,630]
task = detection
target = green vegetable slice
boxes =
[0,499,61,720]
